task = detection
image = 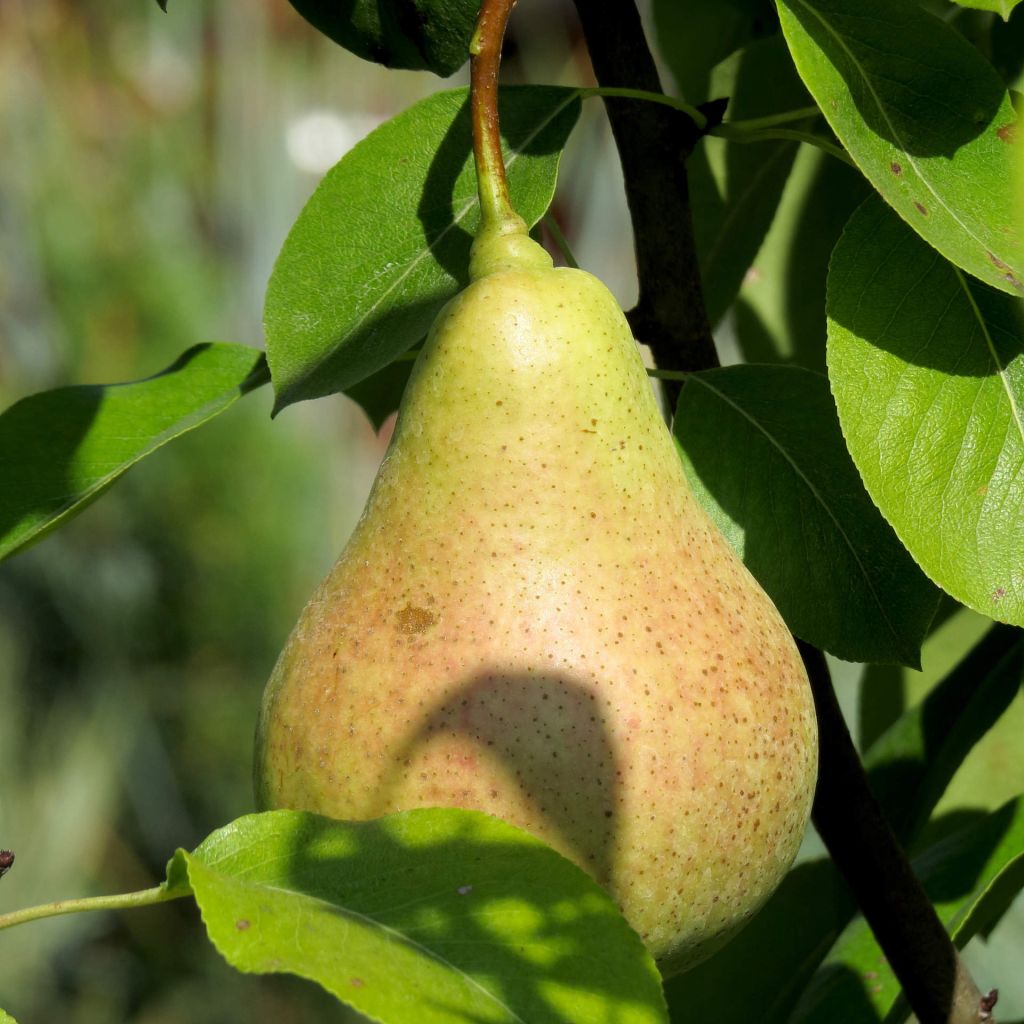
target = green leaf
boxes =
[0,1011,17,1023]
[791,797,1024,1023]
[171,808,667,1024]
[265,86,580,414]
[827,195,1024,626]
[651,0,778,102]
[344,354,415,431]
[992,12,1024,89]
[954,0,1022,19]
[663,858,854,1024]
[777,0,1024,296]
[0,344,267,564]
[667,620,1022,1024]
[732,146,870,370]
[286,0,478,77]
[674,364,940,665]
[865,624,1024,844]
[691,36,812,326]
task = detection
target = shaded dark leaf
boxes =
[0,344,267,563]
[287,0,478,77]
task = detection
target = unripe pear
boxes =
[255,233,817,974]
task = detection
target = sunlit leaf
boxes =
[828,196,1024,626]
[778,0,1024,295]
[953,0,1022,19]
[790,798,1024,1023]
[865,623,1024,843]
[170,809,667,1024]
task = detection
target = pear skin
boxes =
[255,242,817,974]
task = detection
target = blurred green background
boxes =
[0,1,1021,1021]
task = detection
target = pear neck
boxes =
[469,223,554,281]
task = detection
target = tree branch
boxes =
[570,0,718,409]
[799,641,990,1024]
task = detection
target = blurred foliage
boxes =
[0,0,1021,1021]
[0,1,401,1020]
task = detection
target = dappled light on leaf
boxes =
[174,809,667,1024]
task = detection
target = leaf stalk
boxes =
[0,884,184,932]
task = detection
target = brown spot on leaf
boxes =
[396,605,438,635]
[235,919,250,931]
[351,978,366,988]
[987,252,1024,290]
[914,202,928,216]
[997,122,1017,144]
[890,162,902,175]
[992,587,1007,602]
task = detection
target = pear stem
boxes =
[0,883,185,932]
[470,0,526,238]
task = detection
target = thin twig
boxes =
[543,212,578,268]
[710,124,855,167]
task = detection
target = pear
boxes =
[255,230,817,974]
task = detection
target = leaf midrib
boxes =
[207,872,530,1024]
[953,265,1024,451]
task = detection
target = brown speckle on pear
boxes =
[255,261,817,976]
